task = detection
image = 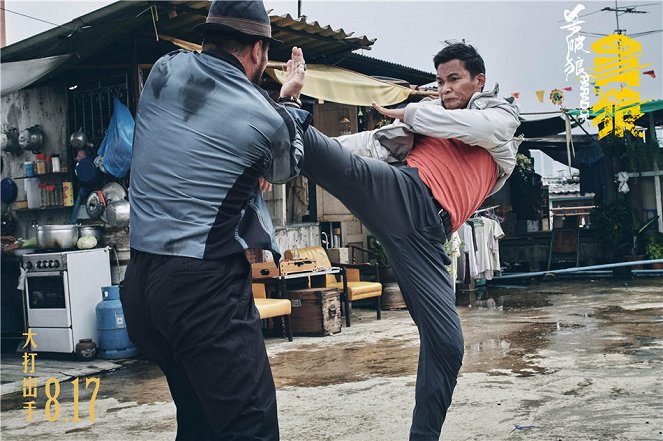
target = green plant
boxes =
[369,239,389,266]
[590,198,659,259]
[600,134,662,172]
[645,233,663,260]
[628,216,659,256]
[515,153,534,179]
[590,198,632,259]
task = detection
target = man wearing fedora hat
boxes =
[122,1,309,440]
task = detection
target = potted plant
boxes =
[590,199,658,266]
[590,198,632,262]
[625,216,660,268]
[368,238,396,283]
[645,232,663,270]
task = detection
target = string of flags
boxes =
[510,69,656,104]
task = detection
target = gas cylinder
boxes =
[96,285,139,359]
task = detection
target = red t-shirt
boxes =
[406,135,498,232]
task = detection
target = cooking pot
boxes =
[36,225,79,250]
[18,125,44,153]
[86,191,106,219]
[105,200,130,228]
[79,225,103,245]
[70,129,89,149]
[1,129,21,155]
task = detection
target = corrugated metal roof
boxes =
[328,53,435,87]
[1,3,375,64]
[548,182,580,195]
[271,13,375,58]
[1,2,442,95]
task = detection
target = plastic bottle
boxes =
[47,185,56,206]
[55,183,63,206]
[51,154,61,173]
[24,178,40,209]
[24,161,34,177]
[35,154,47,175]
[40,183,48,207]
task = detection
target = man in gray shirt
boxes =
[121,2,308,439]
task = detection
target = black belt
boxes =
[428,189,452,238]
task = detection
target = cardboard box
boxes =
[325,247,349,264]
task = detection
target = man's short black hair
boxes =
[433,43,485,78]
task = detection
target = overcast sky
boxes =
[3,0,662,119]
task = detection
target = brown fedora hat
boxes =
[194,1,283,47]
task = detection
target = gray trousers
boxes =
[301,127,464,440]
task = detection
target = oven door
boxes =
[24,270,71,328]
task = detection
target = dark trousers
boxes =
[120,251,279,441]
[302,127,464,441]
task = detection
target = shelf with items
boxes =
[12,205,72,213]
[18,177,75,210]
[13,172,70,180]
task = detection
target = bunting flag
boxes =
[643,69,656,78]
[563,87,573,92]
[535,90,544,103]
[511,92,520,98]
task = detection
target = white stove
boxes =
[22,248,112,353]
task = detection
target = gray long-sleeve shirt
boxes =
[129,49,311,260]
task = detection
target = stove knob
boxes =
[36,261,42,269]
[53,260,60,269]
[26,261,33,270]
[48,260,54,268]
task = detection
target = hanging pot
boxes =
[86,190,106,219]
[1,128,21,155]
[18,125,44,153]
[70,128,89,149]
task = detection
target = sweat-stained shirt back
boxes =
[129,49,310,260]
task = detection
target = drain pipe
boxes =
[493,259,663,280]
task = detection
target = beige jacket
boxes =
[336,84,523,195]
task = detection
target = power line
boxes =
[0,6,80,33]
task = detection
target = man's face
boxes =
[436,59,485,110]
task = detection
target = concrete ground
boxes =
[1,278,661,440]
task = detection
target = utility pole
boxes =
[1,0,6,47]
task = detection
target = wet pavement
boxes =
[1,278,661,440]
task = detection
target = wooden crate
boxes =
[286,288,341,336]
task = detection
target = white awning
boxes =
[1,54,73,97]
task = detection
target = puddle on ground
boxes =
[2,279,660,410]
[593,304,663,358]
[270,338,419,387]
[461,321,556,377]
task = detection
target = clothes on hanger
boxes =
[457,223,478,280]
[472,217,504,280]
[444,231,462,292]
